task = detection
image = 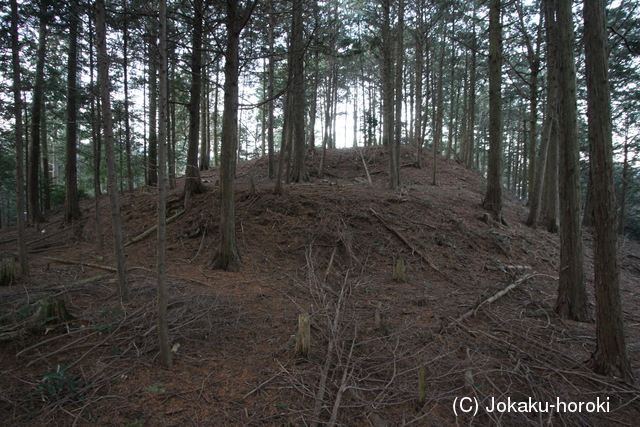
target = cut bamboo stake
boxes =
[124,209,185,247]
[370,208,450,283]
[295,312,311,359]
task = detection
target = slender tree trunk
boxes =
[42,106,50,211]
[554,0,591,322]
[213,0,255,271]
[267,0,275,177]
[10,0,28,277]
[432,29,445,186]
[184,0,207,198]
[96,0,129,300]
[157,0,172,369]
[289,0,308,183]
[584,0,632,382]
[414,8,423,168]
[123,3,133,193]
[89,18,103,247]
[619,135,629,236]
[392,0,404,189]
[147,27,158,187]
[213,56,220,167]
[32,10,48,215]
[483,0,504,223]
[65,1,81,223]
[28,10,48,225]
[381,0,396,188]
[467,9,477,169]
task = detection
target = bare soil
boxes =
[1,146,639,426]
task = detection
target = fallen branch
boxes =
[44,257,117,272]
[370,208,450,283]
[27,219,89,246]
[358,149,373,185]
[124,209,186,247]
[444,274,536,330]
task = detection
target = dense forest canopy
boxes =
[0,0,638,237]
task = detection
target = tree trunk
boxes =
[414,6,423,168]
[183,0,207,199]
[123,3,133,193]
[65,1,81,223]
[28,9,48,225]
[554,0,591,322]
[482,0,504,224]
[289,0,308,183]
[88,18,103,248]
[96,0,129,300]
[381,0,396,188]
[392,0,404,189]
[267,0,275,178]
[583,0,632,382]
[10,0,29,277]
[432,29,445,186]
[213,0,255,271]
[157,0,173,369]
[619,135,628,236]
[147,28,158,188]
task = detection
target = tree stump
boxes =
[393,259,406,282]
[34,298,75,324]
[295,312,310,359]
[0,257,18,287]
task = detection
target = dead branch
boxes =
[370,208,451,283]
[358,149,373,185]
[124,209,185,247]
[44,257,117,272]
[444,274,535,330]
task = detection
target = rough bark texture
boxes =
[96,0,129,300]
[381,0,396,189]
[183,0,207,199]
[554,0,591,322]
[28,10,48,225]
[392,0,404,189]
[157,0,173,369]
[65,2,81,223]
[10,0,29,277]
[147,30,158,188]
[289,0,308,183]
[583,0,632,382]
[213,0,255,271]
[267,0,275,178]
[482,0,504,224]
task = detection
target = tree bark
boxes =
[266,0,275,178]
[554,0,591,322]
[583,0,632,382]
[289,0,308,183]
[123,2,133,193]
[10,0,29,277]
[183,0,207,198]
[147,26,158,188]
[392,0,404,189]
[213,0,256,271]
[28,7,48,225]
[482,0,504,223]
[157,0,172,369]
[65,1,81,223]
[96,0,129,300]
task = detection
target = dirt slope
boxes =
[1,146,639,426]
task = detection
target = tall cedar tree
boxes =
[583,0,633,381]
[65,1,81,222]
[27,3,48,225]
[288,0,308,182]
[183,0,207,199]
[96,0,129,299]
[212,0,256,271]
[554,0,591,321]
[10,0,29,277]
[482,0,505,223]
[157,0,172,369]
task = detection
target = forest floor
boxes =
[1,146,640,427]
